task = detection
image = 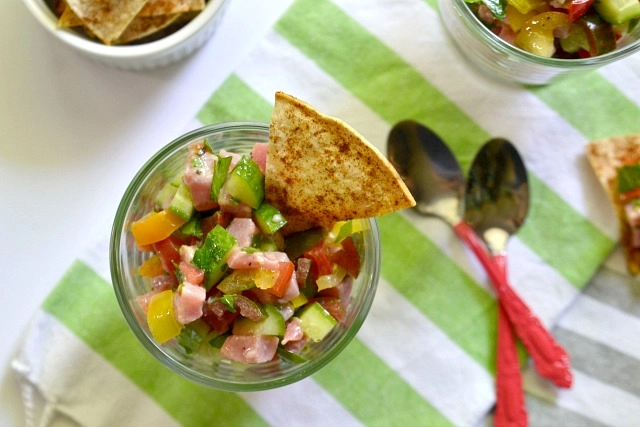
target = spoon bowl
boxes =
[465,138,530,254]
[387,120,465,224]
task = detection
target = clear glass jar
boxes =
[110,122,381,391]
[439,0,640,85]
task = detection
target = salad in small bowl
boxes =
[440,0,640,85]
[110,93,415,391]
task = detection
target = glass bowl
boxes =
[110,122,381,391]
[439,0,640,85]
[22,0,228,70]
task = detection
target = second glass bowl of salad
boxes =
[110,122,381,391]
[440,0,640,85]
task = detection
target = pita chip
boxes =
[266,92,416,235]
[586,134,640,274]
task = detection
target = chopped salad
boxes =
[131,140,364,365]
[468,0,640,58]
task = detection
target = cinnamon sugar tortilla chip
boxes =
[265,92,416,235]
[115,14,180,44]
[57,6,83,28]
[138,0,205,17]
[586,134,640,275]
[64,0,149,44]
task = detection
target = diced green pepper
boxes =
[211,155,232,202]
[175,319,210,354]
[618,164,640,194]
[225,156,264,209]
[284,227,327,260]
[254,201,287,234]
[168,180,194,221]
[192,225,237,290]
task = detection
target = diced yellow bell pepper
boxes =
[138,254,165,277]
[507,0,547,15]
[131,210,186,246]
[515,12,570,57]
[252,268,278,290]
[147,290,183,344]
[506,4,540,32]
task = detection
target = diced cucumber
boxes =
[225,156,264,209]
[154,174,182,209]
[192,225,237,290]
[277,347,308,364]
[254,201,287,234]
[252,234,280,252]
[179,214,202,238]
[595,0,640,24]
[210,155,232,201]
[298,301,338,342]
[233,304,285,336]
[168,180,194,221]
[209,333,229,349]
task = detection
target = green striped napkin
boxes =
[13,0,640,425]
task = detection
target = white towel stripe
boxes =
[524,368,640,427]
[358,278,495,426]
[240,380,364,427]
[558,294,640,361]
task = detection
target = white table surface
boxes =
[0,1,294,425]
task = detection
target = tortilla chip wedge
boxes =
[586,134,640,274]
[65,0,148,44]
[266,92,416,235]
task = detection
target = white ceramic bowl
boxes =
[22,0,228,70]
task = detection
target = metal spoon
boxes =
[465,138,530,426]
[387,120,572,388]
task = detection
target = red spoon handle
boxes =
[452,221,573,388]
[494,256,528,427]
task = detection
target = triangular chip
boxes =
[65,0,149,44]
[57,6,83,28]
[138,0,205,17]
[115,14,180,44]
[586,134,640,274]
[266,92,416,235]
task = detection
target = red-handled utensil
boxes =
[386,121,572,388]
[465,138,530,425]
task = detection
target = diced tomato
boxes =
[152,238,181,284]
[202,310,238,335]
[620,187,640,203]
[331,236,361,278]
[201,211,233,235]
[304,242,333,278]
[309,297,345,322]
[267,261,295,298]
[568,0,594,21]
[179,261,205,285]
